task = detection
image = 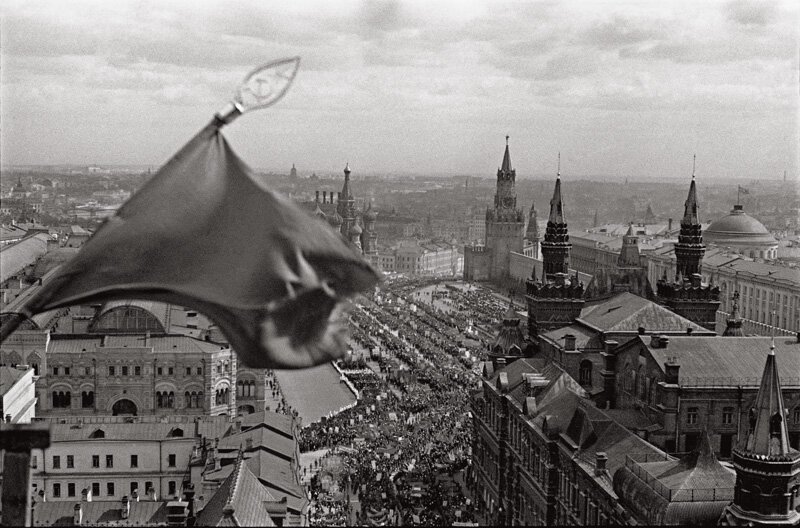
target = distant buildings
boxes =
[380,239,463,276]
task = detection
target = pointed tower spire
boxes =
[741,340,791,456]
[501,135,512,174]
[723,338,800,525]
[548,166,565,224]
[540,159,571,282]
[674,157,704,278]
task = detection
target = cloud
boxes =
[584,15,666,49]
[724,0,778,26]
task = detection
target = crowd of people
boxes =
[300,278,504,526]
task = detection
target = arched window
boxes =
[82,391,94,408]
[185,391,191,408]
[578,360,592,386]
[249,380,256,397]
[167,392,174,408]
[237,381,244,397]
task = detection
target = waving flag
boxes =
[2,123,378,368]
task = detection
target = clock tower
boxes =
[485,136,525,282]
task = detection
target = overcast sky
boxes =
[1,0,797,180]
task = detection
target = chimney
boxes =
[323,191,327,204]
[668,218,673,231]
[121,496,130,519]
[337,191,342,204]
[564,334,576,351]
[315,191,319,203]
[637,326,646,335]
[686,327,693,335]
[594,452,608,476]
[233,417,242,433]
[665,359,680,384]
[74,504,83,526]
[245,437,253,451]
[660,335,669,348]
[184,484,196,525]
[650,335,661,348]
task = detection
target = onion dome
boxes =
[364,203,378,222]
[330,210,343,226]
[351,222,363,235]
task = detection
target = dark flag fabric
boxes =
[738,185,750,195]
[13,124,380,368]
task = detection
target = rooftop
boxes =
[639,335,800,387]
[577,292,707,333]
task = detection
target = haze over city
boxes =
[1,0,798,181]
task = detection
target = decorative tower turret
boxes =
[674,157,704,278]
[721,340,800,526]
[361,202,379,256]
[617,223,640,267]
[338,163,357,237]
[525,202,539,259]
[526,156,584,341]
[722,291,745,337]
[484,136,525,282]
[656,157,720,330]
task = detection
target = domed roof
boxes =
[705,205,776,247]
[351,222,363,235]
[364,203,378,221]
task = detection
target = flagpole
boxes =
[0,57,301,347]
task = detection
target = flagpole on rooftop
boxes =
[0,57,301,348]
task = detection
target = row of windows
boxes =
[51,480,176,499]
[52,365,205,377]
[52,390,207,410]
[686,407,800,425]
[236,380,257,397]
[52,391,95,409]
[50,454,176,469]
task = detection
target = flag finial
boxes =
[692,154,696,180]
[506,135,509,145]
[557,151,561,178]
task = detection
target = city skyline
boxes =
[1,0,798,181]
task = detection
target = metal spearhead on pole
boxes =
[215,56,301,127]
